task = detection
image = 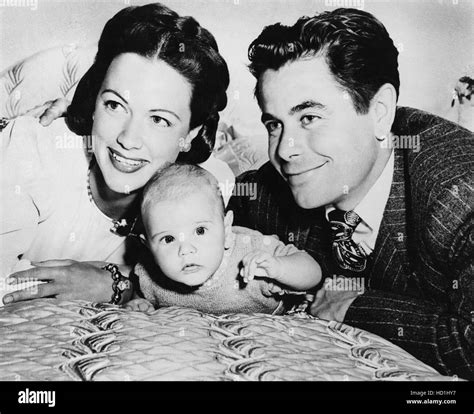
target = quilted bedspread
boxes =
[0,299,453,381]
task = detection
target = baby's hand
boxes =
[124,298,155,313]
[240,250,282,283]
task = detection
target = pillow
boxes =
[213,122,269,176]
[214,137,268,176]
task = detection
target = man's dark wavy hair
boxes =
[67,3,229,164]
[248,8,399,114]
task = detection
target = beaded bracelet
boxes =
[102,263,132,305]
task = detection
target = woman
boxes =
[0,3,230,305]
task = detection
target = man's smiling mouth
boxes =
[284,161,328,179]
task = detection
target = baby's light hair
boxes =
[141,162,225,219]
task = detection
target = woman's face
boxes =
[92,53,197,194]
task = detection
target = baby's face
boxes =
[144,191,227,286]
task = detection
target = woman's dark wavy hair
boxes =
[248,8,399,114]
[67,3,229,164]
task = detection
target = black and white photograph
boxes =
[0,0,472,408]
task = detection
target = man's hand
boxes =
[3,260,117,304]
[309,282,360,322]
[28,98,70,126]
[260,281,285,297]
[240,250,282,283]
[124,298,155,313]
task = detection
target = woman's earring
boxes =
[376,135,386,142]
[180,141,191,152]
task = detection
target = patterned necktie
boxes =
[328,209,367,272]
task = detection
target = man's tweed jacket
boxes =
[228,107,473,379]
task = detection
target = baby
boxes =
[126,163,321,315]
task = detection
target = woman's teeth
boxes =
[111,151,144,167]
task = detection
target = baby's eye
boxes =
[195,226,207,236]
[160,235,175,245]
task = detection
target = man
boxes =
[228,8,473,379]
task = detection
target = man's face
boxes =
[259,56,380,210]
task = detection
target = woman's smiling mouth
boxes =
[108,148,148,173]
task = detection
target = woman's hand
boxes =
[26,98,70,126]
[3,260,116,304]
